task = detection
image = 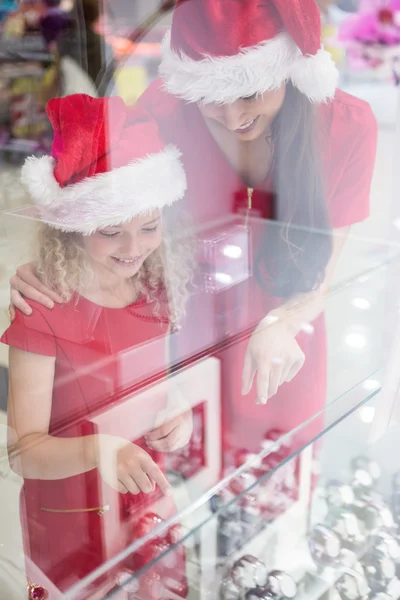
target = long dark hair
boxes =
[255,82,333,298]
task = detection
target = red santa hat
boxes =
[160,0,339,104]
[19,94,186,234]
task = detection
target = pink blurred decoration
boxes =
[338,0,400,79]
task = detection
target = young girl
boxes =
[2,93,191,598]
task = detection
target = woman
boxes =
[9,0,377,459]
[2,94,191,598]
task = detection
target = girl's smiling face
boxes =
[82,210,163,282]
[198,86,286,142]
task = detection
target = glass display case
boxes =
[65,387,400,600]
[2,214,400,600]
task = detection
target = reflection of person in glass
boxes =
[9,1,378,453]
[1,94,191,597]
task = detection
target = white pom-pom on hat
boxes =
[21,155,60,207]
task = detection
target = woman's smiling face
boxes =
[82,210,163,281]
[198,86,286,142]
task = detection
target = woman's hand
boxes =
[145,411,193,453]
[9,263,63,319]
[242,318,305,404]
[96,434,172,496]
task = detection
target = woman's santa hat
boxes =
[19,94,186,234]
[160,0,339,104]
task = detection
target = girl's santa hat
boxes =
[19,94,186,234]
[160,0,339,104]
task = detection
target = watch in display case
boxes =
[233,450,266,478]
[353,500,395,534]
[326,480,355,509]
[335,562,370,600]
[114,570,140,595]
[227,472,265,544]
[362,548,396,592]
[220,577,242,600]
[148,538,179,571]
[246,589,273,600]
[244,573,297,600]
[224,561,295,600]
[260,431,294,475]
[256,475,291,522]
[217,515,244,558]
[350,457,381,486]
[239,491,264,541]
[139,570,166,600]
[372,532,400,561]
[229,472,259,496]
[135,513,164,538]
[351,468,375,497]
[264,570,297,599]
[308,524,342,567]
[164,575,190,599]
[328,508,365,551]
[167,523,182,546]
[230,555,268,590]
[337,549,358,569]
[131,513,167,570]
[210,488,239,517]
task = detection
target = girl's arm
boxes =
[7,346,97,480]
[8,346,172,495]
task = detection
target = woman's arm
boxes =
[8,346,97,479]
[242,227,350,401]
[266,226,350,332]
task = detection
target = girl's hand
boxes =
[242,318,305,404]
[96,434,172,496]
[145,411,193,453]
[9,263,63,319]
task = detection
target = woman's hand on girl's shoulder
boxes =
[96,434,172,497]
[9,263,63,320]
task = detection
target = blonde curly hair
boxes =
[35,212,194,325]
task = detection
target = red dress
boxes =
[1,294,180,597]
[136,82,378,458]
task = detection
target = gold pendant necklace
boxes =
[245,187,254,228]
[247,187,254,210]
